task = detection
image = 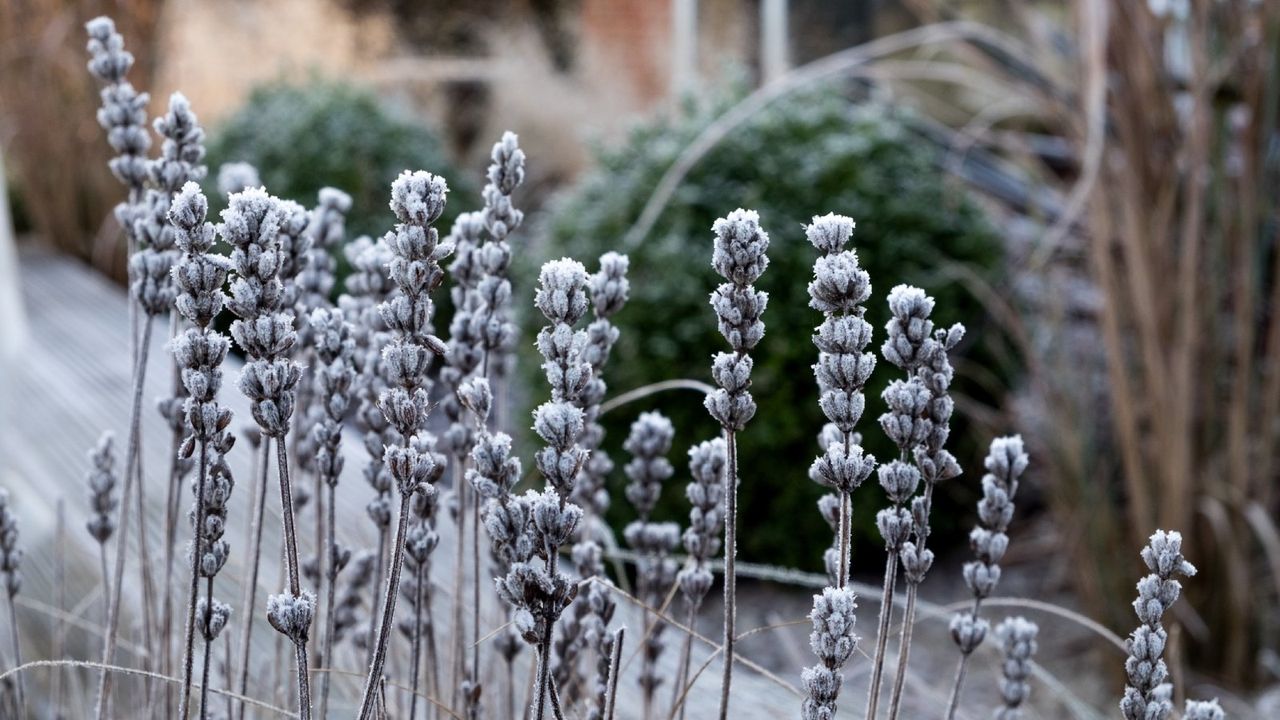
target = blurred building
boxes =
[155,0,904,180]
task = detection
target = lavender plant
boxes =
[308,307,357,719]
[800,587,858,720]
[559,251,629,713]
[993,617,1038,720]
[806,213,876,590]
[865,285,942,720]
[704,209,769,720]
[467,379,528,719]
[0,489,24,717]
[166,182,236,719]
[218,185,317,717]
[86,19,166,703]
[1120,531,1198,720]
[231,200,308,720]
[886,288,964,720]
[622,411,678,719]
[399,474,443,720]
[493,258,594,719]
[85,432,119,623]
[945,436,1029,718]
[356,170,451,720]
[341,235,400,666]
[672,438,726,720]
[192,452,235,719]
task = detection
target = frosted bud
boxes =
[267,590,315,645]
[805,213,855,254]
[949,613,988,654]
[390,170,448,225]
[711,209,770,286]
[196,597,232,641]
[535,258,590,325]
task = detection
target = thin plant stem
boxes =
[865,552,898,720]
[275,438,313,720]
[6,592,25,717]
[357,488,413,720]
[318,480,339,720]
[672,603,698,720]
[426,602,440,720]
[505,657,515,720]
[132,406,157,683]
[236,438,271,720]
[533,609,554,720]
[716,429,738,720]
[99,545,111,627]
[95,314,154,720]
[160,335,186,718]
[886,583,919,720]
[409,563,424,720]
[199,576,215,719]
[471,495,480,712]
[943,593,985,720]
[367,522,388,670]
[547,674,566,720]
[887,480,937,720]
[603,628,625,720]
[53,500,66,718]
[450,466,468,711]
[179,439,210,719]
[224,633,234,720]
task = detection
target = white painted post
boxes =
[760,0,789,85]
[672,0,699,98]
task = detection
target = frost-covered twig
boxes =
[193,452,235,720]
[704,209,769,720]
[945,436,1029,719]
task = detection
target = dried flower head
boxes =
[801,587,859,720]
[85,432,119,544]
[994,617,1038,720]
[1120,530,1197,720]
[0,489,22,598]
[216,162,261,198]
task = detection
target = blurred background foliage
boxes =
[530,82,1007,570]
[205,79,475,244]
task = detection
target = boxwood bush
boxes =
[206,79,473,244]
[532,85,1005,570]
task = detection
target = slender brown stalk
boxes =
[199,576,215,719]
[6,591,24,717]
[318,479,339,720]
[275,440,313,720]
[236,438,271,720]
[408,562,424,720]
[864,552,898,720]
[603,628,625,720]
[717,430,737,720]
[178,439,209,719]
[357,490,413,720]
[885,579,921,720]
[450,472,468,710]
[95,314,154,720]
[673,606,697,720]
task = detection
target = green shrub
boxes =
[533,84,1005,570]
[206,79,473,243]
